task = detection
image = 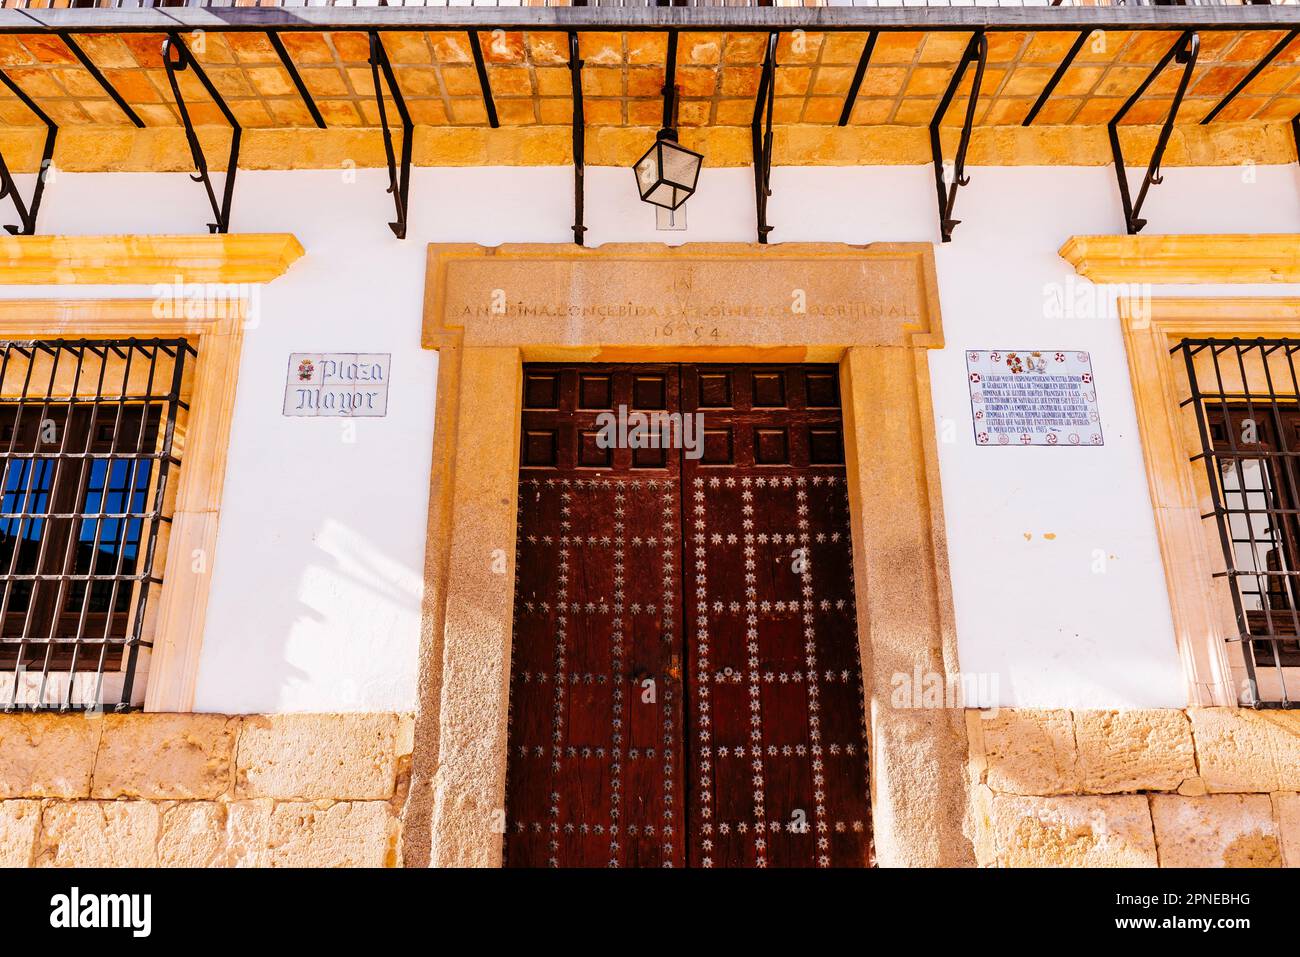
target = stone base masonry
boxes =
[968,708,1300,868]
[0,712,413,867]
[8,706,1293,868]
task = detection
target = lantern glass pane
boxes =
[660,143,701,191]
[645,181,677,208]
[634,149,659,196]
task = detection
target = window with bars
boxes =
[0,339,194,713]
[1177,337,1300,708]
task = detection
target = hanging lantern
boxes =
[633,133,703,212]
[634,32,702,212]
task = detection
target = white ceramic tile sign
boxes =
[283,353,390,417]
[966,349,1102,446]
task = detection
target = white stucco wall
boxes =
[1,159,1297,711]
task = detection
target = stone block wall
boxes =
[967,708,1300,867]
[10,706,1295,868]
[0,712,413,867]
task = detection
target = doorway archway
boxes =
[406,242,972,868]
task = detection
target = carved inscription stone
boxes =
[424,243,941,354]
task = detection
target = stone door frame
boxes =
[405,242,973,868]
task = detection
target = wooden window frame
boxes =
[0,301,244,712]
[0,232,301,710]
[1119,297,1300,707]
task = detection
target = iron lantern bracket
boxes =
[661,28,679,138]
[0,69,56,236]
[162,32,241,235]
[569,31,586,247]
[929,30,987,244]
[369,31,413,240]
[1108,30,1199,236]
[751,32,777,245]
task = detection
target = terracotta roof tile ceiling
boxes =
[0,4,1294,172]
[0,26,1294,129]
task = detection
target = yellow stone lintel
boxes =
[0,121,1293,173]
[0,233,305,285]
[1060,234,1300,285]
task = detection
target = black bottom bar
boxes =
[0,866,1284,944]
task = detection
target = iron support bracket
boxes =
[1108,30,1199,235]
[752,31,777,244]
[0,70,56,236]
[569,31,586,246]
[162,32,241,235]
[930,30,987,243]
[369,30,413,240]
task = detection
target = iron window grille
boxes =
[1177,337,1300,708]
[0,338,194,713]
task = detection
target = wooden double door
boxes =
[504,363,872,868]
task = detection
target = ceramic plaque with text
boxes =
[283,353,390,417]
[966,349,1102,446]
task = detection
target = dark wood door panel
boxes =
[685,465,874,870]
[681,365,847,471]
[506,363,871,868]
[520,364,680,472]
[506,365,684,868]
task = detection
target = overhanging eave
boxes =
[4,6,1300,36]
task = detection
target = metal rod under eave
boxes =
[267,30,326,130]
[1023,29,1087,127]
[468,31,500,130]
[61,34,144,129]
[838,30,877,127]
[1201,28,1299,126]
